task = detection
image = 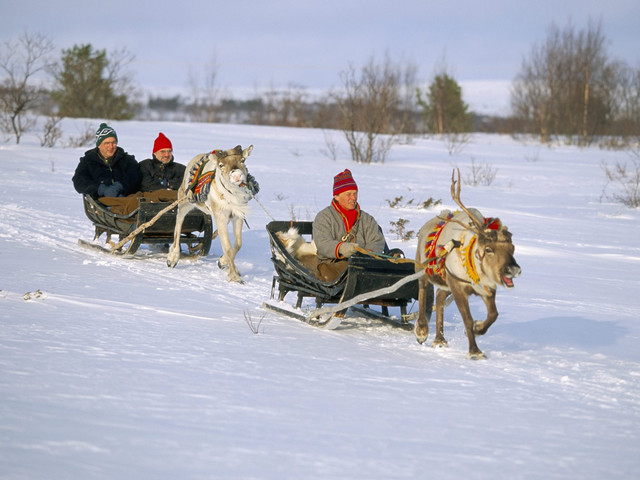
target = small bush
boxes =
[601,158,640,208]
[389,218,415,241]
[38,116,63,148]
[386,196,441,209]
[465,157,498,186]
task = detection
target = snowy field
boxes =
[1,119,639,479]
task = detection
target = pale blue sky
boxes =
[3,0,639,96]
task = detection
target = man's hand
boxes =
[338,242,360,258]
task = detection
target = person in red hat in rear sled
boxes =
[138,132,186,201]
[313,169,386,282]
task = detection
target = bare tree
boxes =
[335,54,416,163]
[188,53,223,122]
[511,19,619,145]
[612,62,640,150]
[0,31,54,143]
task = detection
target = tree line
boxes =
[1,20,639,160]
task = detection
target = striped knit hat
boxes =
[333,169,358,196]
[95,123,117,147]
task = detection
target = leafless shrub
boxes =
[274,192,287,201]
[0,32,54,144]
[244,310,265,334]
[444,131,472,155]
[465,158,498,186]
[320,130,339,160]
[335,55,416,163]
[524,147,541,162]
[600,158,640,207]
[288,204,298,221]
[65,123,94,148]
[389,218,415,241]
[38,115,62,147]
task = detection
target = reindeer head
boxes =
[450,168,521,289]
[209,145,252,187]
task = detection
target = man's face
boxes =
[98,138,117,159]
[334,189,358,211]
[155,148,173,164]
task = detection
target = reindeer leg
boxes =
[414,276,429,344]
[231,215,243,255]
[474,294,499,336]
[215,212,241,282]
[450,283,486,360]
[167,202,192,268]
[432,289,449,348]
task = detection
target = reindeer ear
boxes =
[233,145,243,154]
[243,145,253,160]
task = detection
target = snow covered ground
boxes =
[1,119,639,479]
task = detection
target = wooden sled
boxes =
[79,194,213,256]
[263,220,434,329]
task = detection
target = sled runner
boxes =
[79,194,213,256]
[263,220,434,330]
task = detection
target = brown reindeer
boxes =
[167,145,253,282]
[414,169,521,359]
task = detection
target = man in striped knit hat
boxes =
[313,169,386,282]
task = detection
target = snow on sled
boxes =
[263,220,434,330]
[78,194,213,256]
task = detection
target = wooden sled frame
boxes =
[81,194,214,256]
[266,220,434,325]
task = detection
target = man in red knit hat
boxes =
[139,132,186,196]
[312,169,386,281]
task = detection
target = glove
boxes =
[100,181,124,197]
[246,173,259,195]
[338,242,360,258]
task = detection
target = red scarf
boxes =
[332,199,360,232]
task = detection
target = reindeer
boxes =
[167,145,253,282]
[415,169,521,359]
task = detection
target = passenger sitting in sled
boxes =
[312,169,386,282]
[72,123,141,200]
[96,133,186,215]
[138,132,186,202]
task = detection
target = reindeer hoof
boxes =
[414,330,428,345]
[466,351,487,360]
[432,338,448,348]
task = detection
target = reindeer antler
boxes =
[450,168,486,235]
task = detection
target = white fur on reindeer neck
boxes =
[211,153,252,207]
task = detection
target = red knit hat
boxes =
[153,132,172,153]
[333,169,358,196]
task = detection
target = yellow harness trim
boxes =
[458,233,480,284]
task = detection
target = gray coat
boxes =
[313,203,386,260]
